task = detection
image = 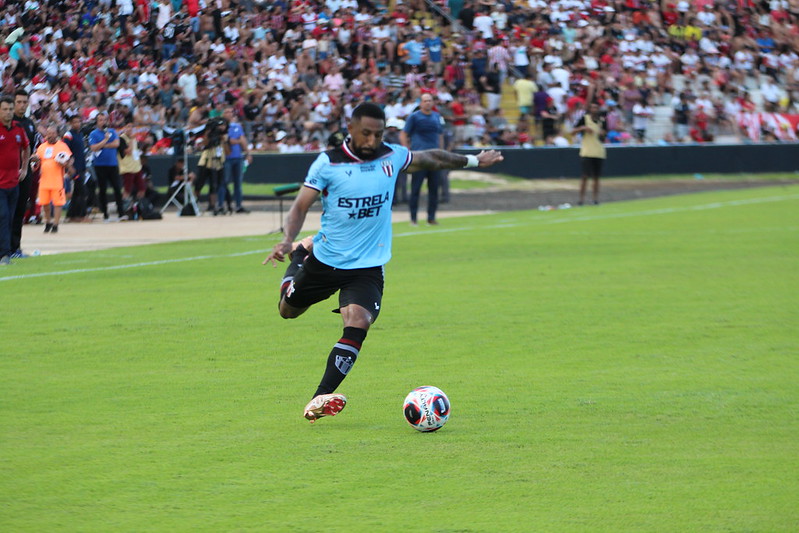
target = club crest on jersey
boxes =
[381,160,394,177]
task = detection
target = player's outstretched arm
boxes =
[405,149,503,174]
[263,186,320,267]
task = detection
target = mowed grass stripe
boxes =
[2,185,797,283]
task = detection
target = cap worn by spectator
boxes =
[5,28,24,44]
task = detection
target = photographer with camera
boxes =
[193,115,229,215]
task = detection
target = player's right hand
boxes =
[263,242,292,267]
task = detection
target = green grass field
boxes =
[2,185,798,531]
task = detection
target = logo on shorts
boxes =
[381,160,394,177]
[286,280,296,298]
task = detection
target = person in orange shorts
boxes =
[31,125,72,234]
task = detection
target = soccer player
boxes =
[31,125,72,233]
[263,102,503,423]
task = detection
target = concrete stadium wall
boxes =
[147,143,799,188]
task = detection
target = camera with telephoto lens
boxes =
[205,117,228,148]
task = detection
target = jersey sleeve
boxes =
[398,145,413,172]
[303,152,330,192]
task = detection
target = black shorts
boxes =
[285,253,385,321]
[581,157,604,178]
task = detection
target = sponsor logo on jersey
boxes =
[338,191,390,219]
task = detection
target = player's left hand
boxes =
[263,242,292,267]
[475,150,504,167]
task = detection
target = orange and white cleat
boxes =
[303,393,347,423]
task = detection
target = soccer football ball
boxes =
[403,386,450,432]
[55,151,70,165]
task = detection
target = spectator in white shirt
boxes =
[177,67,198,101]
[680,48,701,74]
[114,81,137,109]
[490,5,508,31]
[760,77,782,111]
[551,65,570,90]
[155,0,172,30]
[136,66,159,92]
[632,96,654,142]
[473,10,494,39]
[696,5,717,26]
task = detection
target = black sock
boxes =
[279,244,309,299]
[314,327,367,397]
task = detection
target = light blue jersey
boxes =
[304,141,412,269]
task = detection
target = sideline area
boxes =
[17,175,798,256]
[18,206,490,256]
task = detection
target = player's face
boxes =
[45,126,58,144]
[349,116,385,159]
[0,102,13,125]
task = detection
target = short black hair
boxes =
[0,95,14,106]
[351,102,385,123]
[14,89,29,98]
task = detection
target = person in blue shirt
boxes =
[220,107,251,214]
[88,112,126,220]
[402,34,424,69]
[8,34,28,75]
[263,102,503,423]
[423,31,444,74]
[401,93,444,225]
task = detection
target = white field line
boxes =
[2,193,797,283]
[0,249,269,282]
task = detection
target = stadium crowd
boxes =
[1,0,798,155]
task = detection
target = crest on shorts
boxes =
[381,159,393,177]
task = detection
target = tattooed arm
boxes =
[405,149,504,173]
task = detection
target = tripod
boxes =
[160,133,201,216]
[268,183,301,235]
